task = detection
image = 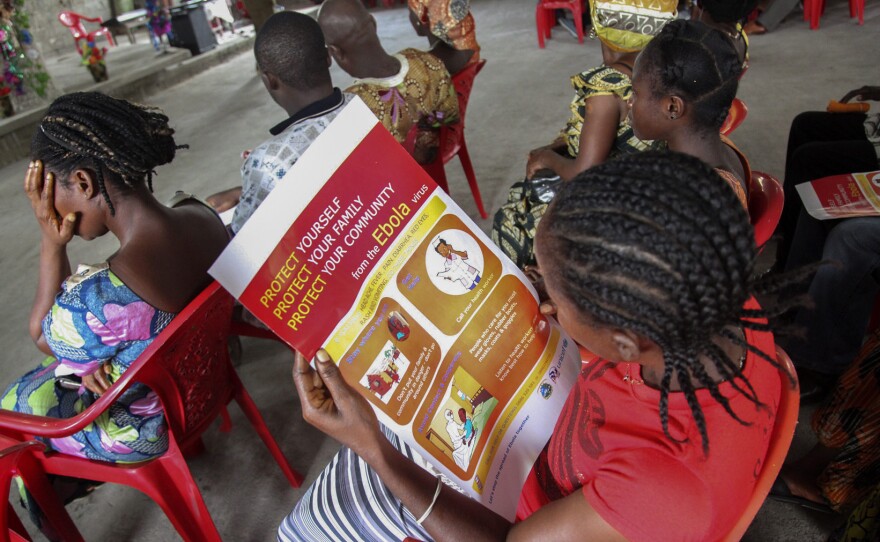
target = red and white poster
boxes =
[797,170,880,220]
[209,99,580,519]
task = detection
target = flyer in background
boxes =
[797,170,880,220]
[209,98,580,520]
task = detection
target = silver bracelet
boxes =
[416,477,443,525]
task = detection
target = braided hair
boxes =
[639,19,742,132]
[31,92,184,215]
[536,151,797,454]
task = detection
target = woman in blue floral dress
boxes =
[3,263,175,462]
[1,92,228,536]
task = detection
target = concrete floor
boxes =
[2,0,878,539]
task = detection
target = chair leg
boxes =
[16,464,85,542]
[809,0,821,29]
[134,445,222,542]
[535,3,546,48]
[232,377,304,487]
[6,501,33,542]
[457,138,487,219]
[219,406,233,433]
[573,5,584,43]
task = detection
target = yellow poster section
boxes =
[854,173,880,211]
[472,327,559,494]
[325,196,447,361]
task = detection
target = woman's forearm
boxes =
[29,238,70,349]
[540,153,584,182]
[364,437,513,542]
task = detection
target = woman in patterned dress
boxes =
[2,91,228,534]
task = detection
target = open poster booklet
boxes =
[209,98,580,520]
[797,170,880,220]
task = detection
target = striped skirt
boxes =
[277,425,434,542]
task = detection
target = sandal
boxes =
[769,477,834,514]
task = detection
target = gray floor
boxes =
[2,0,878,539]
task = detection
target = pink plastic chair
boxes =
[748,171,784,248]
[535,0,585,47]
[722,347,800,541]
[721,98,748,136]
[803,0,864,29]
[0,282,303,542]
[405,59,489,219]
[58,11,116,55]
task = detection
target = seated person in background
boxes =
[318,0,459,165]
[525,0,675,181]
[781,213,880,390]
[743,0,800,35]
[207,12,353,233]
[774,85,880,268]
[629,19,750,208]
[773,329,880,515]
[407,0,480,76]
[690,0,757,72]
[279,152,799,542]
[2,91,229,534]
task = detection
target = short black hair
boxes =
[699,0,759,23]
[254,11,331,90]
[640,19,742,132]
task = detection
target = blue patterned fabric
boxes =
[2,263,174,463]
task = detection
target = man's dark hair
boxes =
[699,0,759,23]
[32,91,183,215]
[255,11,331,90]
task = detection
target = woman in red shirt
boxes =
[284,151,795,541]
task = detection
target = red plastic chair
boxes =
[748,171,784,249]
[803,0,864,29]
[405,59,489,219]
[58,11,116,55]
[0,281,303,542]
[720,98,748,136]
[1,441,48,542]
[722,346,800,541]
[535,0,585,47]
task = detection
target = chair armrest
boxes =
[81,15,104,23]
[0,363,145,439]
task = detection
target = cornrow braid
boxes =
[641,19,742,132]
[32,92,186,215]
[536,151,796,455]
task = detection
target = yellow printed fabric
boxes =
[408,0,481,61]
[589,0,677,52]
[347,48,459,149]
[562,66,653,159]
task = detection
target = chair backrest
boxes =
[720,98,748,136]
[438,59,487,162]
[451,59,486,125]
[58,11,87,39]
[130,281,236,439]
[723,346,800,542]
[748,170,784,248]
